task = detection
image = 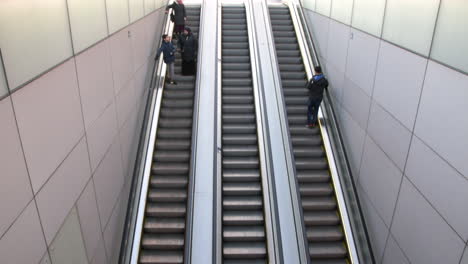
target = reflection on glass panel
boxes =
[129,0,145,22]
[331,0,353,25]
[106,0,130,34]
[351,0,386,37]
[68,0,108,54]
[382,0,440,56]
[0,53,8,97]
[0,0,73,90]
[316,0,332,16]
[49,208,88,264]
[145,0,155,15]
[303,0,316,11]
[431,0,468,73]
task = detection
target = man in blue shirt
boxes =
[156,34,177,85]
[307,66,328,128]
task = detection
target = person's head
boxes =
[162,34,171,42]
[314,66,322,74]
[184,27,191,35]
[177,0,183,4]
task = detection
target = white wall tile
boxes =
[146,10,163,58]
[77,180,104,261]
[382,0,440,56]
[106,0,130,34]
[129,0,145,23]
[351,0,386,37]
[367,102,412,171]
[391,178,465,264]
[12,59,84,193]
[406,136,468,241]
[373,42,427,130]
[431,1,468,73]
[359,186,389,262]
[326,20,350,74]
[306,11,330,61]
[116,79,137,129]
[75,39,115,129]
[342,78,371,130]
[86,102,119,172]
[144,0,155,15]
[49,208,88,264]
[109,27,134,95]
[67,0,109,54]
[340,109,366,179]
[325,63,344,103]
[315,0,332,16]
[35,138,91,245]
[382,235,410,264]
[345,29,380,96]
[0,98,33,237]
[359,136,402,226]
[330,0,353,25]
[91,238,108,264]
[134,61,151,100]
[0,0,73,89]
[131,19,150,72]
[94,140,125,227]
[0,202,47,264]
[414,61,468,178]
[303,0,316,10]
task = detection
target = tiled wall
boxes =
[302,0,468,263]
[0,1,167,263]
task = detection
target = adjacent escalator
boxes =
[138,6,200,264]
[269,6,350,263]
[221,6,269,263]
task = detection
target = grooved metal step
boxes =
[221,6,268,263]
[269,5,349,263]
[138,6,201,264]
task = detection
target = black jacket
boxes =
[179,33,198,61]
[167,2,186,25]
[307,74,328,99]
[156,41,176,64]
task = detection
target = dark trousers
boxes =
[307,97,322,125]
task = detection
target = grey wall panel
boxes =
[341,77,371,130]
[381,235,410,264]
[367,102,412,171]
[391,178,465,264]
[326,62,344,103]
[372,41,427,130]
[405,136,468,241]
[345,29,380,97]
[414,61,468,178]
[307,11,330,62]
[326,20,350,73]
[340,109,366,180]
[359,136,402,226]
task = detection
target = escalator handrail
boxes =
[290,1,376,263]
[184,3,204,264]
[245,1,282,262]
[128,9,175,264]
[259,2,310,263]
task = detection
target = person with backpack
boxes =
[179,27,198,75]
[307,66,328,128]
[166,0,186,39]
[155,34,177,85]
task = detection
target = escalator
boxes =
[138,6,200,264]
[269,6,350,263]
[221,6,269,263]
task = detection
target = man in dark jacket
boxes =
[155,34,177,84]
[166,0,186,38]
[307,66,328,128]
[179,27,198,75]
